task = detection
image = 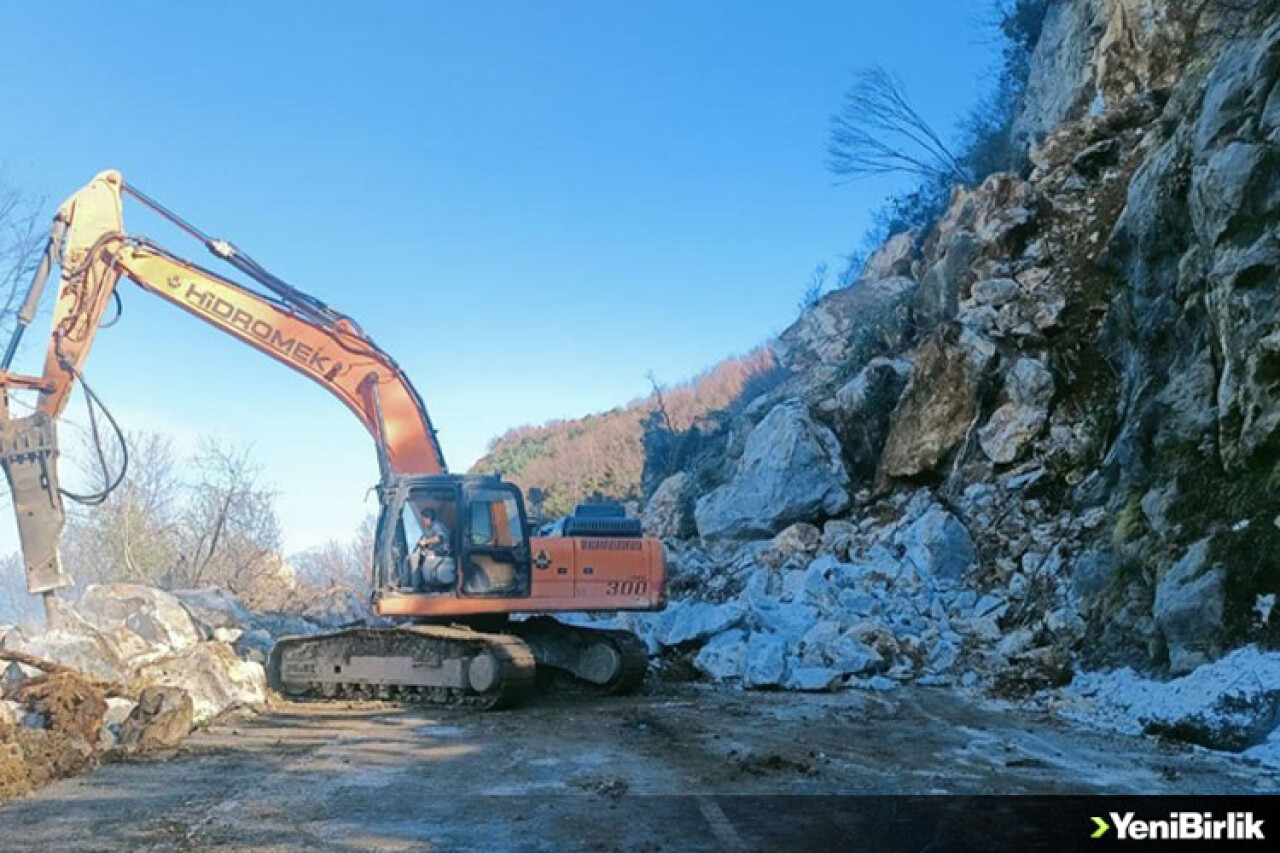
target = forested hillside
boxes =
[469,349,777,518]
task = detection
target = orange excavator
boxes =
[0,170,664,709]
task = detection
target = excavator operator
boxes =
[407,505,457,592]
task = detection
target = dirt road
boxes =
[0,685,1273,852]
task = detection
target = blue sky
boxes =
[0,1,994,554]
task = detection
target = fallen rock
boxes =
[694,629,749,682]
[899,508,976,582]
[118,686,194,753]
[979,404,1048,464]
[742,633,788,689]
[979,359,1054,464]
[77,584,201,652]
[132,641,266,725]
[1,629,128,684]
[296,586,368,629]
[1062,646,1280,752]
[820,520,859,561]
[658,600,746,648]
[784,667,842,692]
[695,401,851,539]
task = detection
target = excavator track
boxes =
[510,618,649,696]
[267,625,536,711]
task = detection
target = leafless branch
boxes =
[828,67,971,185]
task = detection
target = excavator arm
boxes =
[0,170,446,594]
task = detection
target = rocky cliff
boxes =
[625,0,1280,759]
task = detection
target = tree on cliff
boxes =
[827,67,970,186]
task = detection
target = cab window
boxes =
[468,488,524,549]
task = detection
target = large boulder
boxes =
[694,402,851,539]
[759,523,821,569]
[642,473,694,539]
[825,357,912,479]
[132,641,267,725]
[877,336,984,481]
[1065,646,1280,752]
[694,629,749,682]
[1154,539,1225,675]
[76,585,201,652]
[656,601,746,647]
[1,629,128,684]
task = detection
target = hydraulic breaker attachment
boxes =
[0,410,69,594]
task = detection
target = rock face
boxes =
[861,229,919,280]
[695,402,851,539]
[132,641,267,725]
[598,0,1280,766]
[1011,0,1105,152]
[877,337,983,481]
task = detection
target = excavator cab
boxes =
[375,474,531,602]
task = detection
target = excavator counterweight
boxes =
[0,171,665,708]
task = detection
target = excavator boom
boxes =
[0,171,445,593]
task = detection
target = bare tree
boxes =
[0,552,44,626]
[63,430,181,587]
[827,67,970,185]
[0,178,43,333]
[798,261,829,311]
[291,515,375,592]
[173,439,282,599]
[59,431,287,606]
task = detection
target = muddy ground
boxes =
[0,685,1273,852]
